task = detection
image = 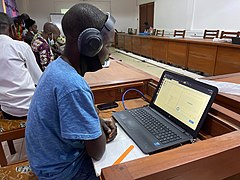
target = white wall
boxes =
[15,0,138,33]
[16,0,240,36]
[111,0,138,32]
[154,0,240,36]
[192,0,240,31]
[154,0,193,31]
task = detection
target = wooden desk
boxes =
[99,99,240,180]
[98,98,240,180]
[205,72,240,114]
[116,33,240,76]
[83,59,240,179]
[84,59,158,104]
[101,130,240,180]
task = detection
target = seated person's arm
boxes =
[85,118,117,160]
[85,132,106,161]
[59,90,117,161]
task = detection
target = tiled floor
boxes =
[3,48,203,166]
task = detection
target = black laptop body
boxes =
[113,71,218,154]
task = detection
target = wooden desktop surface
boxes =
[84,59,158,88]
[84,59,158,104]
[205,72,240,114]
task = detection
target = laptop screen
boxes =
[152,73,214,131]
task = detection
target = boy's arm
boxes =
[85,119,117,161]
[85,132,106,161]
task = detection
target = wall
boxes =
[16,0,240,36]
[154,0,193,31]
[15,0,138,33]
[192,0,240,31]
[111,0,138,32]
[154,0,240,36]
[136,0,154,5]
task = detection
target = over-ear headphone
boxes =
[77,12,116,57]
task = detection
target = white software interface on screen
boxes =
[154,78,211,130]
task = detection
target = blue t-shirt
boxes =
[26,57,102,179]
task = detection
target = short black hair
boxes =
[43,22,59,35]
[0,12,13,33]
[25,18,36,30]
[62,3,107,41]
[0,12,13,25]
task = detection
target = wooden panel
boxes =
[116,33,125,49]
[215,47,240,75]
[188,43,217,75]
[167,41,188,67]
[101,131,240,180]
[92,82,145,104]
[152,39,168,62]
[132,36,141,55]
[115,34,240,76]
[141,38,152,58]
[124,35,132,52]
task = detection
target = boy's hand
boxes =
[101,118,117,143]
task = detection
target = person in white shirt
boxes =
[0,12,42,119]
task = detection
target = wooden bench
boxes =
[0,112,26,166]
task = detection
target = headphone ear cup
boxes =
[78,28,103,57]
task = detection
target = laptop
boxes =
[112,71,218,154]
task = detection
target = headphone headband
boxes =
[78,12,116,57]
[103,12,116,31]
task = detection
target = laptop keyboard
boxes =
[129,108,181,144]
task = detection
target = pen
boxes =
[112,145,134,165]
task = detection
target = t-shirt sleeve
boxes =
[58,89,102,140]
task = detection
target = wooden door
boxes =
[139,2,154,33]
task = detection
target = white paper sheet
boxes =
[196,79,240,96]
[92,124,148,176]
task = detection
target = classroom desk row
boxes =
[84,59,240,179]
[115,33,240,76]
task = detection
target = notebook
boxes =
[112,71,218,154]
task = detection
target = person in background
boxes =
[20,13,30,23]
[0,12,42,119]
[13,15,24,40]
[13,13,30,41]
[26,3,117,179]
[50,34,65,59]
[31,22,60,71]
[143,21,153,34]
[24,18,38,46]
[55,35,66,53]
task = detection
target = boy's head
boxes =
[62,3,115,74]
[0,12,16,38]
